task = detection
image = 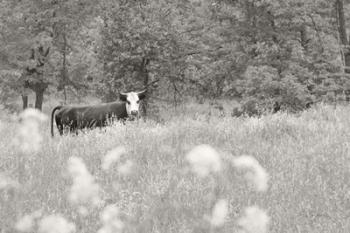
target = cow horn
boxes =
[119,92,127,101]
[137,89,147,95]
[137,89,147,100]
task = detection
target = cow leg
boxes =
[55,117,64,136]
[69,121,78,136]
[58,125,64,135]
[70,126,78,136]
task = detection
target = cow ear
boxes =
[119,93,127,101]
[137,89,147,100]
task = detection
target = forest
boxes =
[1,1,350,233]
[1,0,350,116]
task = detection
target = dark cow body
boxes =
[51,90,146,137]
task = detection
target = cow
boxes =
[51,90,146,137]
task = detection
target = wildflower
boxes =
[102,147,126,171]
[77,206,89,216]
[98,205,124,233]
[67,157,101,207]
[117,160,133,175]
[38,215,75,233]
[15,210,42,232]
[15,215,34,232]
[237,206,270,233]
[186,144,222,177]
[232,155,269,192]
[14,108,47,154]
[209,199,228,227]
[0,173,18,190]
[20,108,48,122]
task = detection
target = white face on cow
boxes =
[125,92,140,116]
[120,90,146,117]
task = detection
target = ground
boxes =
[0,103,349,233]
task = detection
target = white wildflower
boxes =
[0,173,18,190]
[117,160,133,175]
[15,108,47,154]
[237,206,270,233]
[15,215,34,232]
[98,205,124,233]
[210,199,228,227]
[20,108,48,122]
[186,144,222,177]
[38,215,75,233]
[77,206,89,217]
[102,147,126,171]
[15,210,42,232]
[233,155,269,192]
[67,156,100,207]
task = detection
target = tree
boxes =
[210,0,344,114]
[0,0,95,110]
[97,0,201,116]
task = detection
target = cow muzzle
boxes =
[131,110,138,116]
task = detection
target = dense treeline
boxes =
[1,0,350,116]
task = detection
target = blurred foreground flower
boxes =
[237,206,270,233]
[209,199,228,227]
[186,144,222,177]
[233,155,269,192]
[98,204,124,233]
[38,215,75,233]
[67,156,101,207]
[0,173,18,190]
[102,146,126,171]
[20,108,48,122]
[14,108,47,154]
[117,160,134,175]
[15,210,42,232]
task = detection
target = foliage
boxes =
[1,0,350,115]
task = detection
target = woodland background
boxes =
[1,0,350,117]
[1,2,350,233]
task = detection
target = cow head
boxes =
[119,90,146,118]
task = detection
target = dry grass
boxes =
[0,104,349,233]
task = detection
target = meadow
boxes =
[0,103,349,233]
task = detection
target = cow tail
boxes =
[51,106,62,137]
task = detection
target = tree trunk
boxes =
[22,95,28,109]
[31,82,48,111]
[336,0,350,73]
[34,89,44,110]
[62,31,68,104]
[300,25,309,51]
[140,58,150,117]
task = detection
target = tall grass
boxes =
[0,104,349,233]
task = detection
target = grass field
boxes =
[0,104,349,233]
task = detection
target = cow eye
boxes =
[136,100,140,104]
[127,101,131,104]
